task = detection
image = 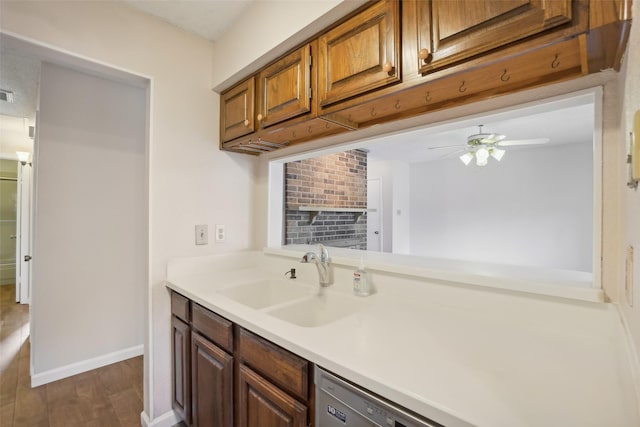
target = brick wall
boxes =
[285,150,367,210]
[284,150,367,249]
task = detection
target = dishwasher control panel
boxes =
[315,366,442,427]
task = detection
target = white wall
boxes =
[211,0,365,90]
[1,1,257,422]
[410,142,594,272]
[619,0,640,364]
[33,62,146,375]
[391,160,411,254]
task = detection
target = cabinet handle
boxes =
[382,61,394,75]
[418,48,432,63]
[257,114,264,121]
[243,119,249,126]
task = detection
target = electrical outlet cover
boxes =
[215,224,226,243]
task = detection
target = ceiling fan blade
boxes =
[427,144,467,150]
[497,138,550,146]
[437,149,467,160]
[480,133,506,143]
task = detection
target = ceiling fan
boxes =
[429,125,550,166]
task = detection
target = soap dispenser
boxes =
[353,257,370,296]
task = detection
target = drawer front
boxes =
[171,291,190,322]
[238,328,309,401]
[192,304,233,353]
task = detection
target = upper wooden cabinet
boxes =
[219,0,630,155]
[317,0,401,108]
[257,44,313,129]
[414,0,585,75]
[220,77,255,143]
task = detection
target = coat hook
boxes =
[425,92,432,103]
[292,131,297,138]
[308,126,313,134]
[371,107,377,117]
[500,69,510,82]
[325,122,331,129]
[459,81,467,93]
[394,100,401,110]
[551,54,560,69]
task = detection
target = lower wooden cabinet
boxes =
[191,332,234,427]
[237,365,307,427]
[172,305,192,424]
[170,290,313,427]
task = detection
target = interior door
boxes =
[17,160,32,304]
[367,178,382,252]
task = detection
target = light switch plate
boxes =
[195,224,208,245]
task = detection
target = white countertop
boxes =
[166,251,639,427]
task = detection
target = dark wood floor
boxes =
[0,284,143,426]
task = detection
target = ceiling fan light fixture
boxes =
[459,152,474,165]
[476,147,489,160]
[490,148,505,161]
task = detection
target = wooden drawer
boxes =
[238,328,309,401]
[192,304,233,353]
[171,291,190,322]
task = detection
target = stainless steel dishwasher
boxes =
[315,366,442,427]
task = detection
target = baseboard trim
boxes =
[140,409,180,427]
[31,344,143,387]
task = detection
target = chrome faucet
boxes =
[300,244,332,286]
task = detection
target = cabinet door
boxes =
[220,77,255,142]
[237,365,307,427]
[416,0,575,74]
[172,316,191,425]
[317,0,401,108]
[191,332,233,427]
[257,44,313,129]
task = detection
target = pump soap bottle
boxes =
[353,258,370,296]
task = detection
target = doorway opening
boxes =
[0,34,150,393]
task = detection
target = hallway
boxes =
[0,284,143,426]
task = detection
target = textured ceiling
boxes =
[121,0,254,41]
[366,101,594,164]
[0,46,40,122]
[0,0,254,128]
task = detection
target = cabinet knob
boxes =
[418,48,432,63]
[382,61,394,75]
[257,113,264,121]
[243,119,249,126]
